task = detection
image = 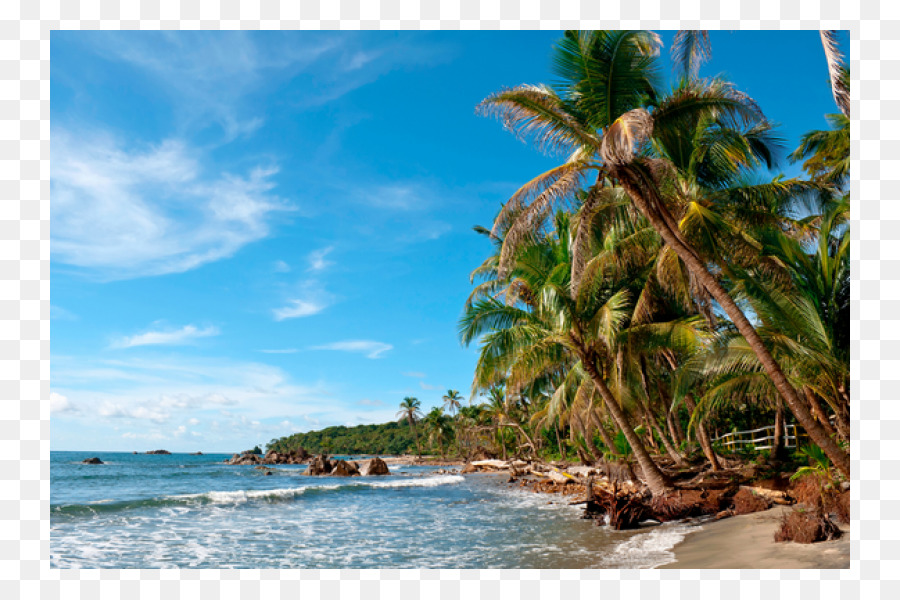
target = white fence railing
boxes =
[713,423,807,451]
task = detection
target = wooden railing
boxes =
[713,423,807,451]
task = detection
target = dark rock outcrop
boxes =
[82,457,104,464]
[307,454,333,475]
[360,457,390,476]
[189,452,203,456]
[331,459,361,477]
[145,450,171,455]
[225,452,262,465]
[261,448,309,465]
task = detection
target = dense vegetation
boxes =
[454,30,850,495]
[269,31,850,500]
[267,421,416,456]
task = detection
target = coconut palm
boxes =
[423,407,453,460]
[442,390,464,416]
[461,212,674,495]
[478,30,849,477]
[396,396,423,457]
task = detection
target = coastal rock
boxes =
[331,459,360,477]
[460,462,477,474]
[189,452,203,456]
[360,457,390,476]
[225,452,262,465]
[146,450,171,455]
[262,448,310,465]
[82,457,104,464]
[307,454,333,476]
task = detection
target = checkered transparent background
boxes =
[1,0,895,597]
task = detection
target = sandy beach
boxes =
[659,506,850,569]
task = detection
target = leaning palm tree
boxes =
[478,30,849,477]
[442,390,464,417]
[461,213,673,495]
[396,396,423,457]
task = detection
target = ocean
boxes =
[50,451,691,569]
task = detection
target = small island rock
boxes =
[331,459,360,477]
[82,457,104,464]
[360,457,391,476]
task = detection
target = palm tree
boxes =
[442,390,464,417]
[424,407,453,459]
[461,213,674,495]
[396,396,423,457]
[478,30,849,478]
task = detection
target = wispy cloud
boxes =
[89,31,341,140]
[402,371,426,379]
[258,348,299,354]
[311,340,393,359]
[273,299,327,320]
[112,324,220,349]
[419,381,439,391]
[307,246,334,272]
[51,130,291,279]
[358,398,384,407]
[272,281,333,320]
[273,260,291,273]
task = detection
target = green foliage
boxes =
[267,421,418,456]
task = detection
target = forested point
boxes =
[267,421,417,456]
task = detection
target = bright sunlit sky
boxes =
[50,30,848,452]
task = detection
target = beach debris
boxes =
[732,487,774,515]
[774,507,842,544]
[81,457,104,464]
[359,457,391,476]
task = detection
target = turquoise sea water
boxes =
[50,451,690,569]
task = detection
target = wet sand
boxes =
[659,506,850,569]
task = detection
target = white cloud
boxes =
[273,299,327,320]
[273,281,333,320]
[98,402,170,423]
[402,371,426,379]
[91,31,341,140]
[50,392,78,414]
[307,246,333,272]
[51,131,291,279]
[259,348,298,354]
[112,324,220,349]
[311,340,393,359]
[273,260,291,273]
[419,381,439,391]
[188,418,200,426]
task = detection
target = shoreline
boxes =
[657,506,850,569]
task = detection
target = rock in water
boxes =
[307,454,333,476]
[360,457,390,476]
[145,449,171,455]
[82,457,104,464]
[331,459,361,477]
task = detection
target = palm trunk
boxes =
[637,358,687,467]
[408,419,421,458]
[613,167,851,478]
[683,394,720,471]
[590,408,618,456]
[771,399,785,461]
[580,348,672,496]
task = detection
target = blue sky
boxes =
[50,30,847,452]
